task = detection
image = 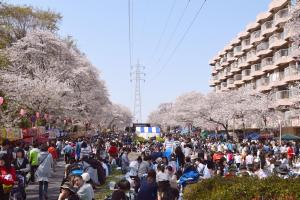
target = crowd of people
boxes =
[0,131,300,200]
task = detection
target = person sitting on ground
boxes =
[58,182,80,200]
[137,169,158,200]
[111,179,131,200]
[81,173,95,200]
[73,174,93,200]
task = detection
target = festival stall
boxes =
[136,126,161,139]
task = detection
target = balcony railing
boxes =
[234,74,242,81]
[269,71,285,82]
[275,8,289,24]
[269,32,284,45]
[231,62,238,68]
[227,78,234,84]
[221,82,227,87]
[251,30,261,40]
[242,69,251,76]
[234,46,242,53]
[257,42,269,52]
[275,90,290,100]
[274,48,289,61]
[257,77,270,87]
[262,20,274,31]
[228,52,234,58]
[262,57,274,67]
[242,38,251,49]
[290,87,300,98]
[284,64,300,76]
[251,63,262,72]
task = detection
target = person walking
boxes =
[48,143,58,172]
[29,142,40,182]
[35,144,53,200]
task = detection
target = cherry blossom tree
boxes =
[0,30,124,128]
[148,102,175,130]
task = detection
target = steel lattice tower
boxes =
[131,62,145,123]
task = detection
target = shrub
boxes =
[184,176,300,200]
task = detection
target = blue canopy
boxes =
[246,132,260,140]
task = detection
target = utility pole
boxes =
[131,62,145,123]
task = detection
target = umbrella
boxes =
[275,134,300,141]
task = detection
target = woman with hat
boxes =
[0,153,17,200]
[58,182,79,200]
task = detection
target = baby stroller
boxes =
[10,173,26,200]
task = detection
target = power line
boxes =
[149,0,178,62]
[128,0,132,68]
[154,0,191,67]
[149,0,208,82]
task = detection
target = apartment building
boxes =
[209,0,300,133]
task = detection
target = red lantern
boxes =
[0,97,3,105]
[20,109,26,116]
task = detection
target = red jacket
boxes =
[0,166,16,185]
[48,147,58,160]
[108,146,118,155]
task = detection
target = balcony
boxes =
[242,69,252,81]
[215,62,222,71]
[234,45,243,57]
[274,90,293,106]
[231,62,241,73]
[274,48,294,66]
[269,32,287,49]
[227,78,235,88]
[257,77,271,92]
[234,74,243,85]
[269,71,286,87]
[262,57,277,71]
[261,20,277,36]
[227,52,235,62]
[221,82,228,91]
[273,88,299,107]
[242,38,252,51]
[256,41,271,57]
[251,30,262,44]
[238,55,249,68]
[219,71,227,81]
[289,87,300,102]
[283,64,300,82]
[225,67,232,76]
[247,50,259,63]
[274,8,289,27]
[251,63,264,77]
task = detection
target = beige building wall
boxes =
[209,0,300,133]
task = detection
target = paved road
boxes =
[26,160,65,200]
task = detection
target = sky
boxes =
[9,0,271,121]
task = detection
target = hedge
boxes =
[184,176,300,200]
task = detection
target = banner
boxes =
[5,128,22,141]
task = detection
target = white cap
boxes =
[81,173,90,182]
